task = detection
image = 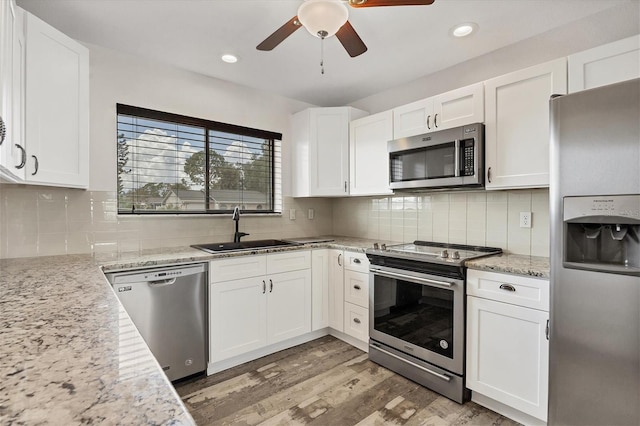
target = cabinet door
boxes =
[484,58,566,189]
[568,35,640,93]
[311,249,330,331]
[309,107,351,196]
[209,277,267,363]
[349,110,393,196]
[466,296,549,421]
[0,0,25,182]
[328,249,344,331]
[25,12,89,188]
[393,97,433,139]
[431,82,484,131]
[267,269,312,344]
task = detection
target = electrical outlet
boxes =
[289,209,296,220]
[520,212,532,228]
[308,208,314,220]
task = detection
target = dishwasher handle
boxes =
[148,278,178,287]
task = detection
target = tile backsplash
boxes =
[0,185,332,259]
[0,185,549,259]
[332,189,550,257]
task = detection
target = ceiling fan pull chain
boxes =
[320,37,325,75]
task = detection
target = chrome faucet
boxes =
[232,206,249,243]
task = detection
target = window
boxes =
[116,104,282,214]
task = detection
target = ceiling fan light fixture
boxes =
[451,22,478,38]
[297,0,349,39]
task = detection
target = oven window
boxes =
[373,276,454,358]
[390,142,456,182]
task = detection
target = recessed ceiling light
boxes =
[451,22,478,38]
[221,54,238,63]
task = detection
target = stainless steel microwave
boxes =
[388,123,484,191]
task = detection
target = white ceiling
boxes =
[16,0,632,107]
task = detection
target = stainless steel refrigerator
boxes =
[549,78,640,425]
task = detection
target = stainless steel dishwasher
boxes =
[106,263,207,381]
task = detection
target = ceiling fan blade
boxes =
[257,16,301,51]
[348,0,434,8]
[336,21,368,58]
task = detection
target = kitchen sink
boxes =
[191,239,300,253]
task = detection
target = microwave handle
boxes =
[454,139,460,177]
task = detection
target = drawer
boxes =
[467,269,549,311]
[344,270,369,308]
[344,302,369,343]
[210,255,267,283]
[267,250,311,275]
[344,251,370,273]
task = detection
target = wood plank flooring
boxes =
[174,336,519,426]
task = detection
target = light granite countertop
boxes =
[0,235,547,424]
[465,253,550,278]
[0,236,386,424]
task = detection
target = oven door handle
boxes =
[371,268,454,288]
[372,344,451,382]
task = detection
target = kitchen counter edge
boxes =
[465,253,550,279]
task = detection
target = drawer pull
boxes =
[499,283,516,292]
[353,317,361,324]
[353,258,361,264]
[354,285,361,290]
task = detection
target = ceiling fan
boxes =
[256,0,435,58]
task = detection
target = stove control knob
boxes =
[440,249,449,258]
[451,251,460,260]
[373,243,379,250]
[381,244,387,251]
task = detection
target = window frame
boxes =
[116,104,283,215]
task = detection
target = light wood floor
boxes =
[174,336,519,426]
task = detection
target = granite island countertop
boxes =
[0,236,390,424]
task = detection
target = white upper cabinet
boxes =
[24,12,89,188]
[292,106,367,197]
[569,35,640,93]
[0,0,26,182]
[484,58,567,190]
[392,82,484,139]
[349,110,393,196]
[431,82,484,131]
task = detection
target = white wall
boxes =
[0,44,334,259]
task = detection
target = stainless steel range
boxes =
[366,241,501,403]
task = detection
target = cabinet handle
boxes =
[499,283,516,292]
[262,280,266,294]
[354,285,361,290]
[338,253,342,267]
[344,181,347,192]
[546,319,550,341]
[487,166,492,183]
[353,258,361,264]
[353,317,361,324]
[426,114,431,130]
[434,113,439,128]
[0,115,6,145]
[15,144,26,169]
[269,279,273,293]
[31,155,39,176]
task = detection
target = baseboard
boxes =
[472,392,547,426]
[206,328,329,375]
[328,329,369,353]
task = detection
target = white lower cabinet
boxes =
[466,269,549,424]
[343,302,368,342]
[311,249,330,330]
[209,251,311,364]
[328,249,345,331]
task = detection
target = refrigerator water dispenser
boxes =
[564,195,640,276]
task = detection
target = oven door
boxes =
[369,265,465,375]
